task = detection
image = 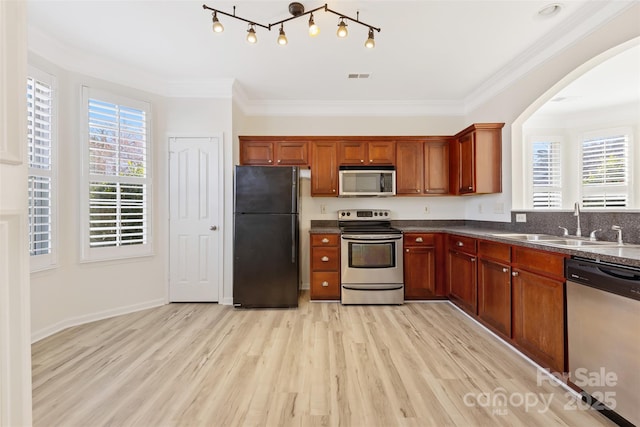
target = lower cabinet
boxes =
[447,235,477,314]
[511,249,566,373]
[477,240,512,339]
[310,233,341,300]
[403,233,444,299]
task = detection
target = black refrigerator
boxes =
[233,165,300,308]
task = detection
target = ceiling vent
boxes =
[348,73,371,79]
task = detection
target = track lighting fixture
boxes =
[246,25,257,44]
[277,24,288,45]
[202,2,380,49]
[308,13,319,37]
[336,18,348,38]
[211,12,224,33]
[365,28,375,49]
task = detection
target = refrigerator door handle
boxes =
[291,167,297,213]
[291,216,296,264]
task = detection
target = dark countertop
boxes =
[310,224,640,268]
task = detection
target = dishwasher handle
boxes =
[598,266,640,281]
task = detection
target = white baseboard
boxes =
[300,282,310,290]
[31,298,167,343]
[219,297,234,305]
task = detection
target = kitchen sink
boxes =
[490,233,560,241]
[490,233,637,248]
[544,239,622,247]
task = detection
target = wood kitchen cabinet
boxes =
[447,235,477,315]
[310,233,341,300]
[450,123,503,195]
[310,140,338,196]
[511,246,567,373]
[403,233,445,299]
[338,140,395,165]
[477,240,512,339]
[396,139,449,195]
[239,137,309,166]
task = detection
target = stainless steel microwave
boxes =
[338,166,396,197]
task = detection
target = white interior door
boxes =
[169,136,223,302]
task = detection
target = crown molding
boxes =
[464,1,637,114]
[27,1,636,117]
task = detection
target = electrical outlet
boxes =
[320,204,327,214]
[516,213,527,223]
[494,202,504,214]
[478,203,484,213]
[424,205,430,214]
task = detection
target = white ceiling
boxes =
[27,0,638,115]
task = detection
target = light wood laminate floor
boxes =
[32,292,614,426]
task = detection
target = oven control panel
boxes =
[338,209,391,220]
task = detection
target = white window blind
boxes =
[531,140,561,208]
[27,75,54,258]
[581,134,628,208]
[83,89,151,259]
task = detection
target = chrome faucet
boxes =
[612,225,623,245]
[573,202,582,237]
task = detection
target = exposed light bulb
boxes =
[212,12,224,33]
[308,14,320,37]
[365,28,375,49]
[246,26,257,44]
[277,25,288,45]
[336,19,348,38]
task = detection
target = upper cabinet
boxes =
[240,137,309,166]
[239,124,503,197]
[338,140,395,165]
[310,141,338,196]
[396,139,449,195]
[450,123,504,195]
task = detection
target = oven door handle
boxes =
[342,285,404,291]
[341,235,403,241]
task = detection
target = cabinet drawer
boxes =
[448,235,477,254]
[310,272,340,300]
[478,240,510,263]
[512,246,565,279]
[404,233,435,247]
[311,247,340,271]
[311,234,339,246]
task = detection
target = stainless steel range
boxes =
[338,209,404,305]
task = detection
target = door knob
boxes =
[512,271,519,277]
[210,225,218,231]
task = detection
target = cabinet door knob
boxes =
[502,267,509,273]
[512,271,519,277]
[277,159,281,163]
[471,258,476,262]
[268,159,273,163]
[321,281,329,287]
[321,238,329,243]
[468,186,473,190]
[321,256,329,262]
[457,241,464,247]
[405,248,410,253]
[332,189,336,193]
[415,237,423,242]
[369,159,373,163]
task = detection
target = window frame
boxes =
[80,86,153,262]
[27,67,58,272]
[526,135,564,209]
[580,127,633,209]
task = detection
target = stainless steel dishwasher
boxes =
[566,257,640,427]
